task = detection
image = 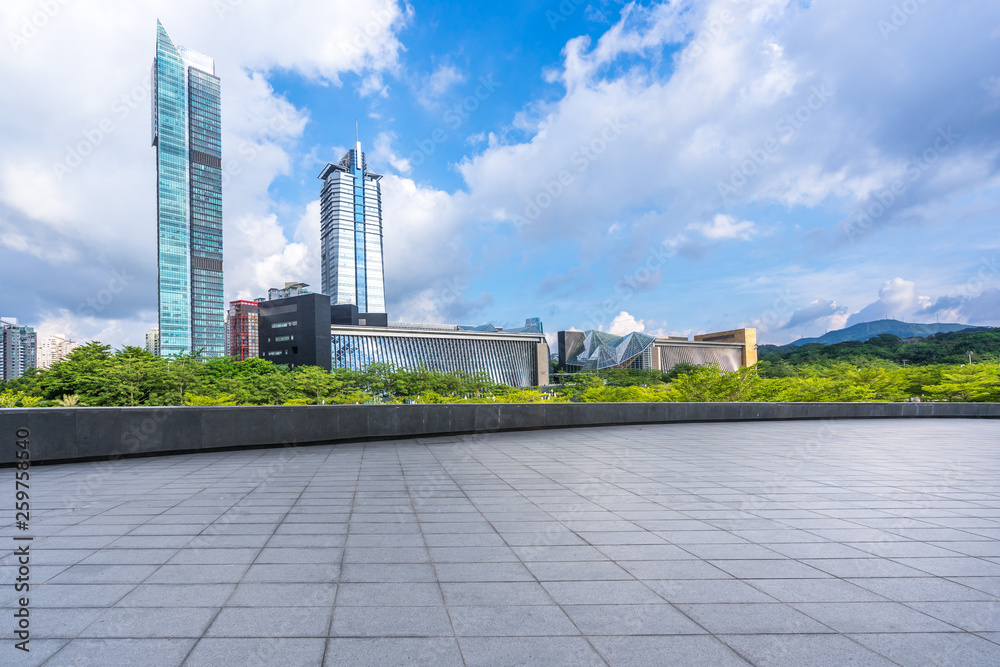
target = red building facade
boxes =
[227,300,259,361]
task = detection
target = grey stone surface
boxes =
[4,419,1000,666]
[4,402,999,464]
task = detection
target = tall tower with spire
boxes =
[151,21,224,357]
[318,134,386,314]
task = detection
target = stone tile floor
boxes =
[2,418,1000,666]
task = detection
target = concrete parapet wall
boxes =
[2,402,998,465]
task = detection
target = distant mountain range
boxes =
[789,319,973,347]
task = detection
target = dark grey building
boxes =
[330,304,388,328]
[258,291,332,371]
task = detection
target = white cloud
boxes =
[226,201,321,302]
[689,214,756,241]
[606,311,645,336]
[359,72,389,98]
[418,63,466,108]
[846,277,932,326]
[370,132,412,174]
[0,0,410,347]
[379,175,473,320]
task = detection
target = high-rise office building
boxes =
[37,334,77,369]
[227,300,259,361]
[152,20,224,358]
[1,318,37,382]
[145,328,161,357]
[319,137,386,314]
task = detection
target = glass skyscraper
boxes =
[319,139,386,314]
[151,21,224,358]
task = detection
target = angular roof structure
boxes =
[565,330,658,370]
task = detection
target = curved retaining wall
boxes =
[2,402,998,465]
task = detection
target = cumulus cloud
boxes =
[606,311,645,336]
[370,131,412,174]
[0,0,410,347]
[689,214,757,241]
[846,278,932,326]
[417,64,466,109]
[5,0,1000,349]
[783,299,847,330]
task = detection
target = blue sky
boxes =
[1,0,999,349]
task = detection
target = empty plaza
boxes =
[4,419,1000,666]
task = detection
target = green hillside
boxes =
[760,326,1000,367]
[789,319,971,346]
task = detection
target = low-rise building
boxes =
[258,288,332,370]
[557,328,757,372]
[331,319,549,388]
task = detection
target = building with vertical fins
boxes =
[318,134,386,316]
[151,21,224,358]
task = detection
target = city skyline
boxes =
[1,1,999,351]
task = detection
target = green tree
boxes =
[0,390,42,407]
[923,363,1000,402]
[183,394,238,406]
[661,365,777,402]
[39,341,113,403]
[165,353,202,404]
[291,365,341,404]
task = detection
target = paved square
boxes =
[4,418,1000,665]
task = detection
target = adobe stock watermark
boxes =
[679,7,736,65]
[954,255,999,300]
[339,5,400,60]
[406,75,501,169]
[510,117,629,231]
[221,112,292,188]
[51,73,152,181]
[878,0,933,41]
[717,85,834,200]
[212,0,244,19]
[581,239,676,331]
[76,268,134,318]
[7,0,72,52]
[843,126,959,243]
[545,0,588,30]
[431,277,470,316]
[752,290,797,333]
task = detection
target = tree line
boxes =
[1,339,997,407]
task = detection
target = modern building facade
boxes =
[558,328,757,372]
[332,320,549,388]
[227,301,259,361]
[258,289,332,370]
[319,138,386,314]
[152,21,224,358]
[145,328,161,356]
[1,318,37,382]
[37,335,77,369]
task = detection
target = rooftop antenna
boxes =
[355,120,359,144]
